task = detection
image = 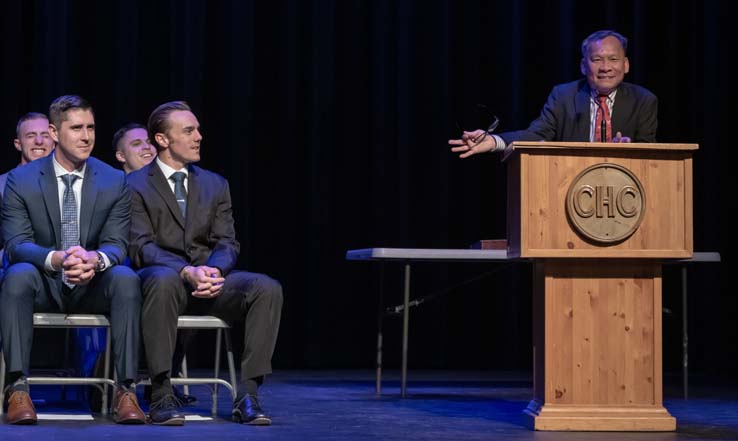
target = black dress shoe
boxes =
[144,385,197,406]
[173,386,198,406]
[232,394,271,425]
[149,394,186,426]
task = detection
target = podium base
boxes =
[524,400,676,431]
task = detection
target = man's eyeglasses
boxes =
[455,104,500,145]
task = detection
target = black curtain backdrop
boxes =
[0,0,734,374]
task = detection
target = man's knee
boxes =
[252,274,283,308]
[106,266,141,304]
[0,263,43,301]
[139,266,184,304]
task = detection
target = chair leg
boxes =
[213,329,222,416]
[61,328,70,401]
[101,328,112,415]
[181,356,189,396]
[0,350,6,416]
[224,330,237,402]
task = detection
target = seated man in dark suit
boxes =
[111,122,196,406]
[127,101,283,426]
[0,95,145,425]
[449,30,658,156]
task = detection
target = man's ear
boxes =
[624,57,630,75]
[13,138,21,152]
[580,58,587,76]
[115,149,126,164]
[154,133,169,149]
[48,124,59,143]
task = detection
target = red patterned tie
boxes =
[594,94,612,142]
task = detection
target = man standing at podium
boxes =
[449,30,658,157]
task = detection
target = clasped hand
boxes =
[181,265,225,298]
[53,246,99,286]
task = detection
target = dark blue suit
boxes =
[0,154,141,381]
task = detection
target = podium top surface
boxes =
[345,248,720,263]
[503,141,698,161]
[346,248,512,262]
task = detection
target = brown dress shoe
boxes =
[112,389,146,424]
[5,390,37,425]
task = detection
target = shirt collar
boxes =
[52,153,86,179]
[591,88,618,102]
[156,157,188,180]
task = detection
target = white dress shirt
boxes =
[156,157,189,194]
[44,155,111,271]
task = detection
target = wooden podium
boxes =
[504,141,698,431]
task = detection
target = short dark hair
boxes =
[581,30,628,57]
[48,95,94,128]
[147,101,192,150]
[112,122,147,152]
[15,112,49,137]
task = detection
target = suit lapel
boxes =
[148,163,186,229]
[79,161,98,247]
[184,165,200,243]
[611,84,632,135]
[573,82,592,142]
[39,156,61,247]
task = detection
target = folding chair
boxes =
[0,313,115,415]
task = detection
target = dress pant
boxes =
[0,263,141,381]
[138,266,283,382]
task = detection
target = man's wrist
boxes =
[180,265,194,280]
[94,251,106,272]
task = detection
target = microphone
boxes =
[594,96,607,142]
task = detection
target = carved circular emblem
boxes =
[565,163,645,243]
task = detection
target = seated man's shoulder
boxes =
[620,82,657,101]
[6,155,48,182]
[125,165,149,188]
[87,157,126,186]
[553,79,586,95]
[191,165,229,186]
[88,156,124,175]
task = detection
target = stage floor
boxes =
[1,370,737,440]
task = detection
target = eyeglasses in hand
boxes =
[455,104,500,146]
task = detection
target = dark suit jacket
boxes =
[1,154,131,302]
[126,162,239,276]
[498,80,658,144]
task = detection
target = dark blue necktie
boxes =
[171,172,187,218]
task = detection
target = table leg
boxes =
[376,263,385,395]
[682,265,688,400]
[401,263,411,398]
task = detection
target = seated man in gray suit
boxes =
[127,101,282,426]
[0,95,145,425]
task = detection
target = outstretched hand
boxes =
[449,130,497,158]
